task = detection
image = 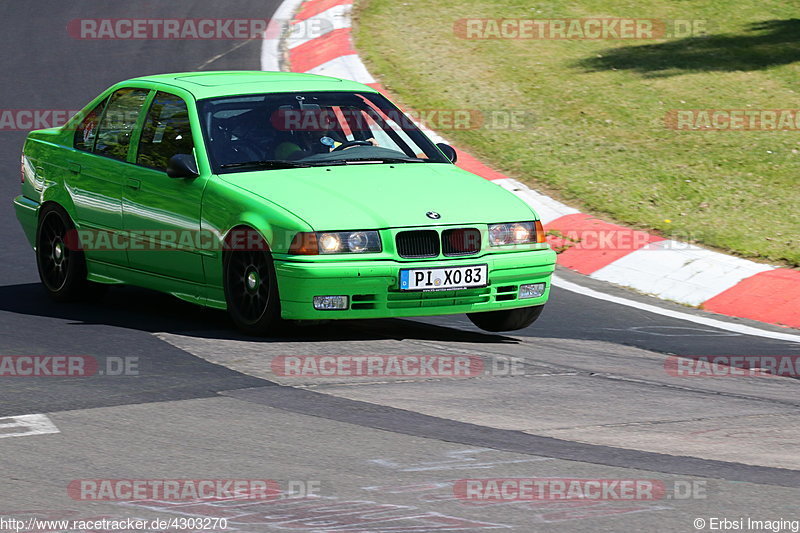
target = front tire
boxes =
[467,305,544,332]
[36,205,95,302]
[223,242,283,336]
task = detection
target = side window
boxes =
[94,88,149,161]
[73,99,106,152]
[137,91,194,171]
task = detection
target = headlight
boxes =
[488,221,545,246]
[347,231,370,253]
[289,231,382,255]
[489,224,511,246]
[319,233,342,253]
[510,223,531,242]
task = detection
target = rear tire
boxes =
[223,238,283,336]
[36,204,99,302]
[467,305,544,332]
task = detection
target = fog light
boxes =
[519,283,546,299]
[313,295,349,310]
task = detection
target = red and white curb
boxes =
[262,0,800,330]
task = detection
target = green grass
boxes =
[354,1,800,266]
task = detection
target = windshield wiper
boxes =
[220,160,312,170]
[342,157,426,164]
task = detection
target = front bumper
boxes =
[275,249,557,320]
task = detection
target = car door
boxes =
[67,88,149,266]
[122,90,207,285]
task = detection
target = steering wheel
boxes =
[332,140,373,151]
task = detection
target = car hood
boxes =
[220,163,537,230]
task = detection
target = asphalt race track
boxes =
[1,2,799,532]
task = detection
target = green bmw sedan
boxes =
[14,71,556,335]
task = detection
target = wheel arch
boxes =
[38,199,69,218]
[229,212,272,240]
[40,184,78,223]
[221,222,273,255]
[201,222,273,292]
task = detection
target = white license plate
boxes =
[399,264,488,291]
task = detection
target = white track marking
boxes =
[197,38,257,69]
[493,178,580,224]
[286,4,353,49]
[590,241,775,305]
[306,55,376,83]
[552,275,800,344]
[0,414,60,439]
[261,0,307,71]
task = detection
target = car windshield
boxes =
[198,91,450,172]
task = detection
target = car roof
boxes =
[126,71,379,100]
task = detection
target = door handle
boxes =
[67,162,81,174]
[126,178,141,190]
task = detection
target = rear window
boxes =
[73,99,106,152]
[94,88,149,162]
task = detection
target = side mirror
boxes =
[436,143,457,164]
[167,154,199,179]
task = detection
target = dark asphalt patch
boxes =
[222,384,800,489]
